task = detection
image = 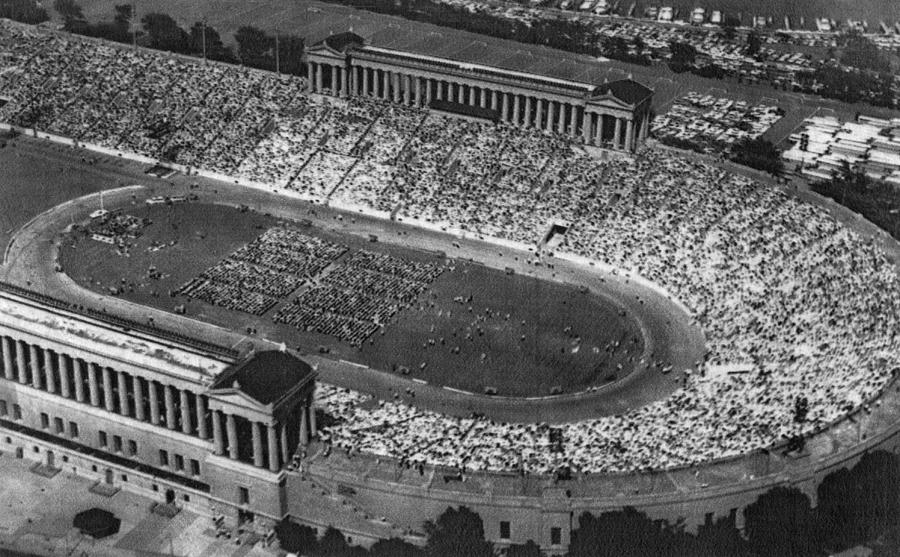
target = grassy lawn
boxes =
[59,201,643,397]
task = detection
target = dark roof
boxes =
[219,351,314,405]
[322,31,365,53]
[73,508,121,539]
[592,79,654,106]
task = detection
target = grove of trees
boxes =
[275,450,900,556]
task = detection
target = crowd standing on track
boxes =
[1,20,900,475]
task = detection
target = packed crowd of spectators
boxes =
[2,21,900,475]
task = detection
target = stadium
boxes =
[0,16,899,555]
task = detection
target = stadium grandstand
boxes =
[0,17,899,554]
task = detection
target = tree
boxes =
[315,526,357,557]
[568,508,695,557]
[730,137,783,175]
[235,25,274,69]
[141,13,190,54]
[743,487,819,556]
[369,537,423,557]
[668,41,697,73]
[506,539,542,557]
[746,31,762,56]
[0,0,50,23]
[811,163,900,240]
[189,21,235,63]
[694,512,750,557]
[276,34,306,75]
[424,506,493,557]
[817,451,900,551]
[840,33,891,73]
[53,0,87,32]
[274,518,319,555]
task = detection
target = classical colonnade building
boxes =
[305,33,653,153]
[0,285,316,528]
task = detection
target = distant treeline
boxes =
[49,0,304,75]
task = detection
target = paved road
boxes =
[1,136,706,423]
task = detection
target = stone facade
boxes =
[304,33,653,153]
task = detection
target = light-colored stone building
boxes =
[0,286,316,531]
[305,32,653,152]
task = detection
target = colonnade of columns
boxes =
[209,395,315,473]
[304,60,646,151]
[0,334,315,473]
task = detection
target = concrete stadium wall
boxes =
[299,419,900,554]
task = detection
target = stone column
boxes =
[29,344,41,390]
[252,421,264,467]
[226,413,238,460]
[180,389,192,435]
[557,103,567,134]
[315,63,323,93]
[545,101,555,133]
[57,353,70,398]
[87,363,100,406]
[102,366,115,412]
[148,381,160,425]
[512,95,521,125]
[382,70,390,100]
[626,119,635,152]
[414,76,422,106]
[299,404,309,446]
[468,85,476,106]
[362,66,370,97]
[392,72,401,103]
[640,111,649,141]
[425,78,433,105]
[280,422,289,465]
[614,118,623,149]
[15,340,27,384]
[403,74,411,105]
[212,410,224,456]
[1,336,12,379]
[43,348,56,394]
[133,376,145,422]
[534,98,543,129]
[501,93,509,122]
[331,64,339,93]
[307,62,315,93]
[523,96,532,127]
[73,359,85,402]
[341,66,349,97]
[581,110,591,142]
[196,396,208,439]
[267,424,279,472]
[595,114,604,146]
[491,90,499,111]
[164,384,176,430]
[117,371,129,417]
[480,88,488,109]
[309,397,316,436]
[457,83,465,104]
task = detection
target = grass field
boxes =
[0,137,127,259]
[59,202,644,397]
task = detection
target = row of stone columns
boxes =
[0,334,318,473]
[0,335,209,438]
[580,111,643,152]
[209,396,315,473]
[305,60,647,151]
